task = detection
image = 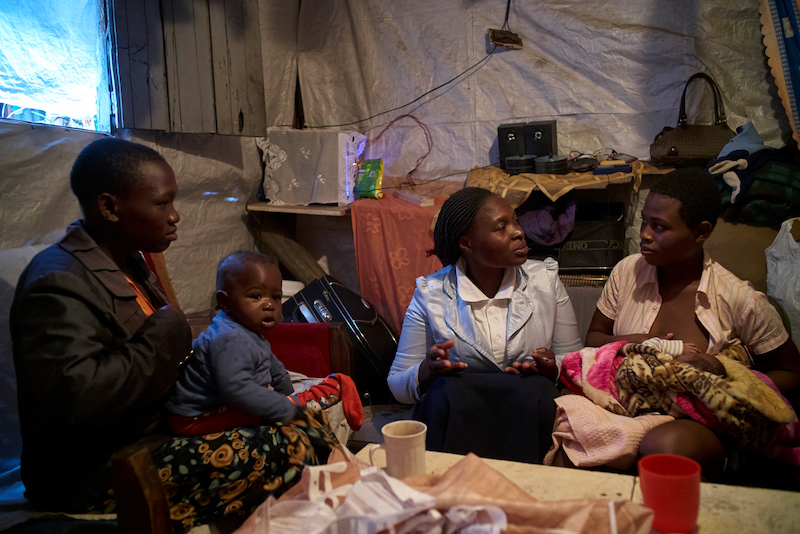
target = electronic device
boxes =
[593,163,632,174]
[523,121,558,159]
[497,120,558,169]
[497,123,526,170]
[488,29,523,49]
[609,153,638,163]
[559,202,626,273]
[262,128,366,206]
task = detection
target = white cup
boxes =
[368,420,427,479]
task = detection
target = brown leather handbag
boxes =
[650,73,736,166]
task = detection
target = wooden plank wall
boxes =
[209,0,233,134]
[162,0,216,132]
[143,0,169,129]
[208,0,267,135]
[112,0,266,136]
[111,0,169,130]
[240,0,267,136]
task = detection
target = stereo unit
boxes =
[523,120,558,159]
[497,120,558,169]
[497,123,526,170]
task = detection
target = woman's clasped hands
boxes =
[505,347,558,381]
[419,342,560,391]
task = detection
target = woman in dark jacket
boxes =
[11,137,336,532]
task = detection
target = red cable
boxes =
[367,114,433,185]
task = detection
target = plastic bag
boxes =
[354,159,384,199]
[766,217,800,347]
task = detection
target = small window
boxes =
[0,0,110,132]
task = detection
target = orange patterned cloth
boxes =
[350,194,445,334]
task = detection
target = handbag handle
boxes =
[677,72,728,127]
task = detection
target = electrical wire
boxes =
[288,0,513,132]
[357,0,515,179]
[366,114,433,183]
[302,49,496,130]
[502,0,512,31]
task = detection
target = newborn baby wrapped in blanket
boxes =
[550,339,799,467]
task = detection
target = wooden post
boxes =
[111,445,171,534]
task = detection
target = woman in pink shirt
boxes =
[586,168,800,481]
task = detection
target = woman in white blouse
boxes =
[387,187,583,464]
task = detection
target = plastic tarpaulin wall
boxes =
[0,121,262,314]
[0,0,104,121]
[259,0,790,182]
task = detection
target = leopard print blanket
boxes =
[560,342,797,450]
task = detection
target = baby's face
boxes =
[225,261,283,337]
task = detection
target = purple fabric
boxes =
[517,194,576,246]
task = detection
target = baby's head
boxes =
[215,250,283,337]
[676,353,726,377]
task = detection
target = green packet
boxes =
[354,159,384,199]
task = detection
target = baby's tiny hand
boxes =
[683,342,701,354]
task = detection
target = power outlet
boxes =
[488,28,523,49]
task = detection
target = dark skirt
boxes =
[413,372,559,464]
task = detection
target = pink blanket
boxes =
[554,342,800,466]
[545,395,673,469]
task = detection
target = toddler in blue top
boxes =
[166,250,299,435]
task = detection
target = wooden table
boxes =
[356,448,800,533]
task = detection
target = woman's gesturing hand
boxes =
[505,347,558,381]
[418,340,467,393]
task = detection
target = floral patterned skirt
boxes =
[150,406,337,532]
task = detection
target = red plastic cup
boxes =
[638,454,701,533]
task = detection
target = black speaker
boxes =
[523,120,558,158]
[497,123,526,169]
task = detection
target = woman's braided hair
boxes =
[433,187,495,266]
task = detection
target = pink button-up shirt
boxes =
[597,252,788,356]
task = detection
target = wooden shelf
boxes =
[246,201,350,217]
